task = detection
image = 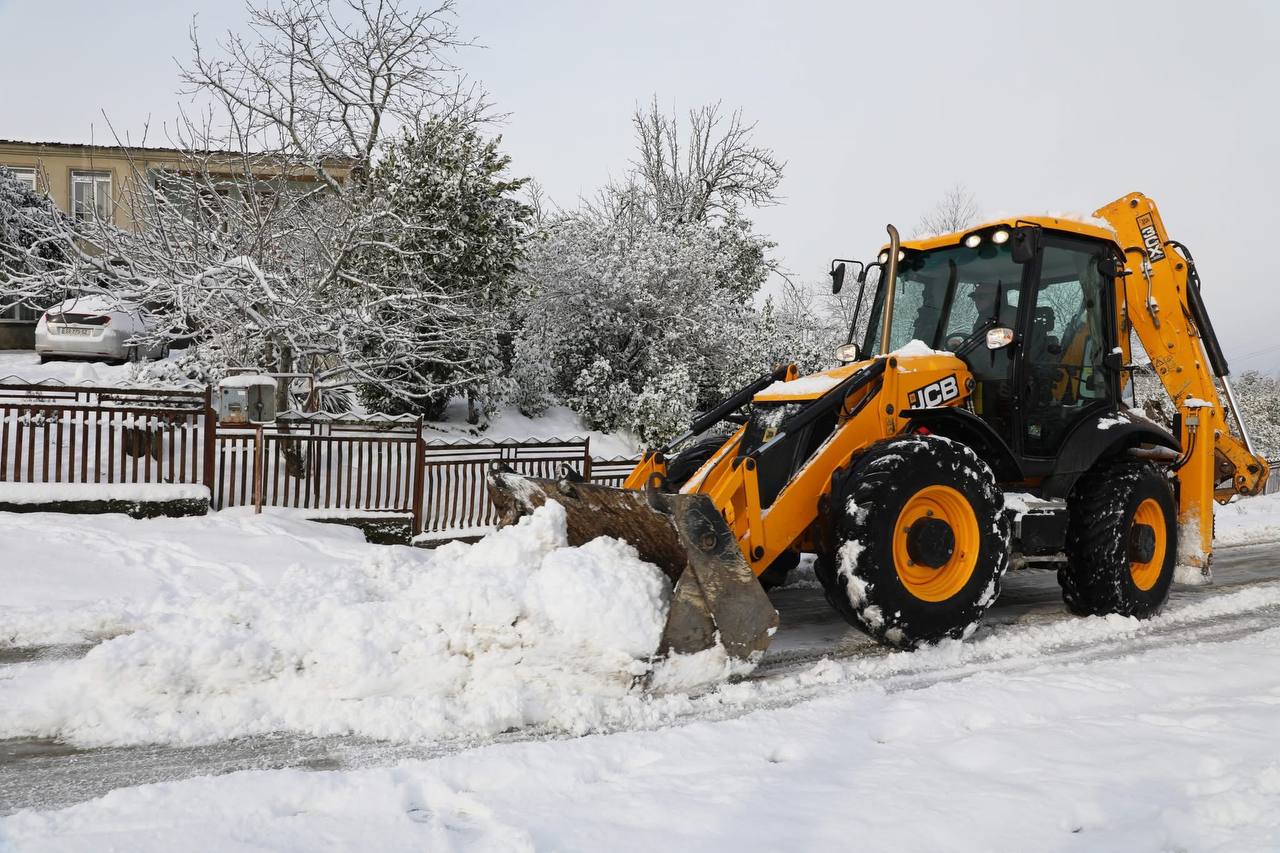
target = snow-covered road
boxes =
[2,498,1280,850]
[3,540,1280,821]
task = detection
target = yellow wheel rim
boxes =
[892,484,981,602]
[1130,498,1167,591]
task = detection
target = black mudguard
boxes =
[1040,409,1179,499]
[903,407,1023,483]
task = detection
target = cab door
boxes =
[1018,237,1117,460]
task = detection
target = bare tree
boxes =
[181,0,481,184]
[916,183,981,237]
[625,98,785,224]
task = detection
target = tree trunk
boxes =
[466,388,480,425]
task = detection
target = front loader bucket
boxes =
[486,464,777,663]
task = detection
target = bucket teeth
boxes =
[486,467,777,664]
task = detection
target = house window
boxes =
[71,170,113,222]
[3,167,37,192]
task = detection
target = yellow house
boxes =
[0,138,352,347]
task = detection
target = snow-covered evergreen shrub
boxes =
[514,213,812,445]
[352,118,531,420]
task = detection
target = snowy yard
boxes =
[1,495,1280,850]
[0,351,134,388]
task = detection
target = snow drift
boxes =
[0,503,724,747]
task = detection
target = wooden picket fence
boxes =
[212,414,424,518]
[0,380,641,538]
[419,439,599,538]
[0,382,213,487]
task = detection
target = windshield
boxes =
[864,242,1025,354]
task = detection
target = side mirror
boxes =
[1010,226,1041,264]
[835,342,862,362]
[986,327,1015,350]
[830,262,846,295]
[829,258,864,295]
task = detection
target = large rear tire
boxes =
[816,435,1011,648]
[1059,460,1176,618]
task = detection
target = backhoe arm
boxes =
[1095,193,1269,569]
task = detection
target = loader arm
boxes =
[1095,193,1269,566]
[687,352,973,575]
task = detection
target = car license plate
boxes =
[57,327,93,337]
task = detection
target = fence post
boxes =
[411,416,426,536]
[202,386,217,506]
[582,436,592,480]
[252,423,264,514]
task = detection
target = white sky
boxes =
[2,0,1277,372]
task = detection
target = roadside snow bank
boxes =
[0,503,682,747]
[1214,492,1280,546]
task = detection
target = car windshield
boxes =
[864,242,1024,354]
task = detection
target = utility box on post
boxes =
[216,374,278,424]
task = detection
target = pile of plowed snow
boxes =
[0,504,728,747]
[1215,491,1280,546]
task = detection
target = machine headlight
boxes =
[991,229,1010,245]
[878,251,889,264]
[964,233,982,249]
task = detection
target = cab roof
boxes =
[896,214,1120,253]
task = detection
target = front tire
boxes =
[1060,461,1176,618]
[816,435,1011,648]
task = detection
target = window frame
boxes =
[1014,233,1120,462]
[70,169,114,223]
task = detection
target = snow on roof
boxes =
[48,295,137,314]
[983,210,1118,236]
[218,374,278,389]
[0,138,357,164]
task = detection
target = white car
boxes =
[34,296,167,364]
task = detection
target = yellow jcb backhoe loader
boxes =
[488,192,1269,664]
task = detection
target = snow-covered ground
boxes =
[0,350,133,387]
[7,622,1280,852]
[1215,492,1280,546]
[1,492,1279,849]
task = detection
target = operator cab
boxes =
[851,221,1123,471]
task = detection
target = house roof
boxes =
[0,138,356,166]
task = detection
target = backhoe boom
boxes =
[1095,193,1269,571]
